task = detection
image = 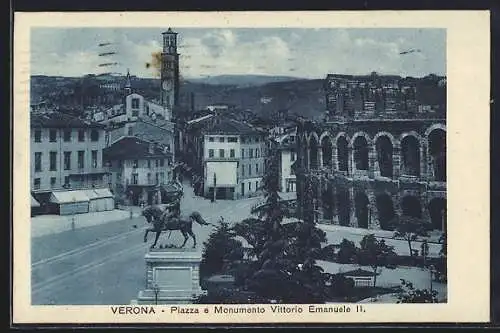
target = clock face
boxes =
[162,80,173,91]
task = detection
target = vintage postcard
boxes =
[13,11,490,324]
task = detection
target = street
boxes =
[31,183,444,305]
[31,184,263,305]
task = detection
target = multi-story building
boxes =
[183,115,268,200]
[30,111,111,212]
[295,75,446,232]
[274,127,298,193]
[103,136,176,205]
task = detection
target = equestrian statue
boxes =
[142,201,214,250]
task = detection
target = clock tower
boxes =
[161,28,180,120]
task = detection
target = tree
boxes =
[200,217,244,279]
[393,215,428,257]
[434,232,447,282]
[397,279,439,303]
[337,238,358,264]
[357,234,396,287]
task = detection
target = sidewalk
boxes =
[31,207,144,238]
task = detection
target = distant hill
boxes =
[184,75,308,88]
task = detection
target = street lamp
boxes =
[71,197,76,231]
[153,283,160,305]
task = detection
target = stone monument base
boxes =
[131,248,206,305]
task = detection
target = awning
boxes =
[31,195,40,208]
[93,188,114,198]
[50,190,90,204]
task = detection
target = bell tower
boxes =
[161,28,180,121]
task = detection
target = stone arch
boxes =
[400,133,421,177]
[376,193,396,231]
[349,131,372,148]
[336,135,349,172]
[401,195,422,218]
[424,123,446,138]
[309,132,319,169]
[321,134,334,168]
[428,128,446,181]
[336,187,351,226]
[354,191,370,229]
[428,197,446,231]
[375,134,394,178]
[352,135,369,171]
[373,131,398,147]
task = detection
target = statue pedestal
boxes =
[132,248,206,305]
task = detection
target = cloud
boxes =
[29,28,445,79]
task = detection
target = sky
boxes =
[30,28,446,79]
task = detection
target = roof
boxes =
[187,114,214,125]
[31,112,106,129]
[82,188,113,199]
[50,190,90,204]
[103,136,172,160]
[338,268,378,277]
[31,195,40,207]
[201,117,265,136]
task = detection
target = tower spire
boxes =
[124,68,132,95]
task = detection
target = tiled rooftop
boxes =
[103,136,172,160]
[31,111,105,129]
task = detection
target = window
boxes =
[160,159,165,167]
[208,149,214,158]
[241,149,245,159]
[78,129,85,142]
[78,151,85,169]
[241,137,246,144]
[148,160,151,168]
[64,176,70,185]
[34,178,41,190]
[242,165,245,176]
[248,182,251,191]
[249,149,254,158]
[92,150,98,168]
[147,173,152,184]
[34,152,42,172]
[255,137,260,143]
[118,160,123,168]
[132,173,138,185]
[64,151,71,170]
[50,177,56,188]
[90,129,99,142]
[256,163,259,173]
[155,172,159,184]
[49,129,57,142]
[230,149,235,158]
[256,148,259,158]
[248,165,252,176]
[63,129,71,142]
[228,137,238,143]
[132,98,140,109]
[128,127,133,136]
[34,130,41,143]
[133,159,139,168]
[155,159,159,167]
[160,172,165,184]
[132,110,139,117]
[255,181,259,190]
[291,152,296,162]
[49,151,57,171]
[219,149,225,158]
[219,137,225,143]
[208,137,214,142]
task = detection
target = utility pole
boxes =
[212,173,217,203]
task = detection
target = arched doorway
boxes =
[337,188,350,227]
[428,129,446,181]
[337,136,349,172]
[309,135,319,169]
[353,136,369,170]
[355,192,369,229]
[376,194,396,230]
[428,198,446,231]
[321,136,333,168]
[401,195,422,218]
[376,136,393,178]
[322,183,335,220]
[401,136,421,176]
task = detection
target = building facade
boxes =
[30,112,110,212]
[103,136,175,205]
[295,74,446,232]
[183,115,267,200]
[274,128,298,193]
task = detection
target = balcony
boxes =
[69,167,110,176]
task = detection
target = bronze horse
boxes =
[142,205,213,249]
